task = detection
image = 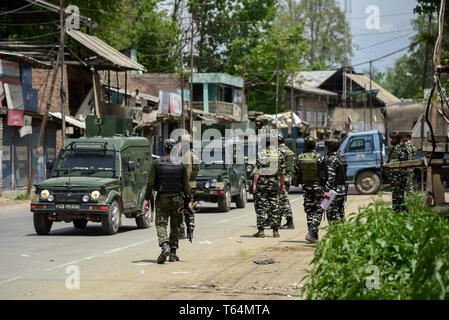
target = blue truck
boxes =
[339,130,386,195]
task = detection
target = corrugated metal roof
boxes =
[346,73,400,105]
[66,30,145,71]
[294,70,337,88]
[104,85,159,103]
[0,51,52,68]
[292,83,338,96]
[49,112,86,129]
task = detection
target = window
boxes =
[346,136,374,152]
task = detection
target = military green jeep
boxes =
[30,116,152,235]
[193,143,247,212]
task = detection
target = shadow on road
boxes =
[26,225,139,237]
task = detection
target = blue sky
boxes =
[338,0,419,73]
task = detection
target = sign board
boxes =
[0,59,20,78]
[158,90,183,116]
[20,64,32,84]
[8,109,24,126]
[4,83,24,110]
[22,84,38,112]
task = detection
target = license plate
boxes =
[56,204,80,210]
[195,190,204,194]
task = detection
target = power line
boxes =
[0,3,34,16]
[357,33,415,51]
[352,29,413,37]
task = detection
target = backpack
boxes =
[281,144,295,175]
[334,153,348,185]
[298,152,321,183]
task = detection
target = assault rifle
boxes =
[183,198,195,243]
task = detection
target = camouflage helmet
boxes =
[304,136,316,150]
[389,131,401,139]
[164,139,177,151]
[325,139,340,152]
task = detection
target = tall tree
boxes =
[281,0,352,69]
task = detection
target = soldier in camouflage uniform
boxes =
[323,139,348,223]
[388,131,410,213]
[402,133,417,194]
[252,130,286,238]
[277,132,295,229]
[144,139,191,264]
[293,136,325,243]
[178,135,200,239]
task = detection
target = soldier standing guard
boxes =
[402,133,417,194]
[252,130,286,238]
[293,136,326,243]
[387,132,409,213]
[277,132,295,229]
[323,139,348,222]
[144,139,191,264]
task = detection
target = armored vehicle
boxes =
[193,140,247,212]
[30,116,152,235]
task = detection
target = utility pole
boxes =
[242,58,247,122]
[180,43,185,130]
[290,72,294,134]
[189,4,195,136]
[27,49,62,195]
[60,0,66,144]
[275,47,280,122]
[369,60,373,130]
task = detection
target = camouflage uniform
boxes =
[294,151,325,234]
[324,153,348,222]
[405,140,417,194]
[278,143,294,221]
[145,156,191,249]
[388,141,409,212]
[253,146,286,231]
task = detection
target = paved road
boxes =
[0,186,376,299]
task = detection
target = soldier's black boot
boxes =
[169,248,179,262]
[281,217,295,229]
[179,226,186,239]
[273,228,280,238]
[305,230,319,243]
[252,229,265,238]
[157,242,170,264]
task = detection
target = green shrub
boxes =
[14,193,30,200]
[301,193,449,300]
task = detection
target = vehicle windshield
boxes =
[53,149,117,177]
[200,148,226,169]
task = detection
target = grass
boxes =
[14,193,30,201]
[301,193,449,300]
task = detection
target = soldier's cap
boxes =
[389,131,401,139]
[164,139,177,151]
[325,139,340,151]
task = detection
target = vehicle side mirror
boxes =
[46,160,53,170]
[128,160,136,172]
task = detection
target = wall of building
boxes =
[32,66,70,114]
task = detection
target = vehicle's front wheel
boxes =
[33,213,52,235]
[235,183,247,208]
[101,200,121,235]
[135,205,151,229]
[355,171,381,195]
[218,187,232,212]
[73,219,88,229]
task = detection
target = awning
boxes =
[49,112,86,129]
[66,30,145,72]
[0,51,52,69]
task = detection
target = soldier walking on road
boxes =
[388,132,409,213]
[178,135,200,239]
[278,132,295,229]
[293,136,326,243]
[252,130,286,238]
[323,139,348,222]
[402,133,417,194]
[144,139,191,264]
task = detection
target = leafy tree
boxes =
[279,0,352,69]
